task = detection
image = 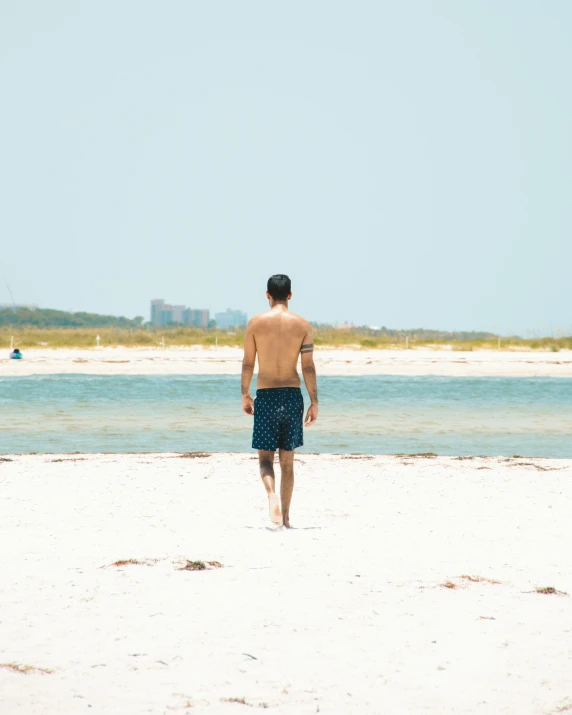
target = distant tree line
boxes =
[0,307,144,328]
[0,308,497,340]
[310,322,497,341]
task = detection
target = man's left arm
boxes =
[241,321,256,415]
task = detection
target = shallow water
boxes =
[1,375,571,456]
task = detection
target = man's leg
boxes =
[258,450,282,525]
[278,449,295,528]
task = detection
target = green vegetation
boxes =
[0,307,143,328]
[1,325,570,350]
[312,324,497,346]
[1,309,570,350]
[0,326,247,348]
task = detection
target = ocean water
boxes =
[1,375,571,457]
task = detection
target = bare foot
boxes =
[268,494,282,526]
[282,514,291,529]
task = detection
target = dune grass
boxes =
[0,326,243,349]
[1,326,570,351]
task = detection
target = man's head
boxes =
[266,274,292,305]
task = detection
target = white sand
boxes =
[1,346,571,377]
[1,453,571,714]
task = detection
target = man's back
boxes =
[248,306,311,389]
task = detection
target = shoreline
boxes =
[2,451,571,462]
[1,452,571,714]
[1,346,571,377]
[3,450,572,460]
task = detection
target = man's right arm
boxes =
[300,326,318,426]
[241,320,256,415]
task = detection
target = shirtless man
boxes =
[241,274,318,528]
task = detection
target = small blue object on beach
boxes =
[10,349,22,359]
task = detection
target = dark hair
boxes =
[267,274,291,301]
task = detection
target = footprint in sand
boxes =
[268,494,282,525]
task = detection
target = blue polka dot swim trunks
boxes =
[252,387,304,452]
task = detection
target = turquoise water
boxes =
[1,375,571,457]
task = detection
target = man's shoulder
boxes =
[248,310,310,331]
[247,312,268,326]
[248,309,304,322]
[247,312,274,332]
[299,319,313,335]
[287,311,311,330]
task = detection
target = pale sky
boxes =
[1,1,570,335]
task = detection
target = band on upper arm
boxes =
[301,342,314,354]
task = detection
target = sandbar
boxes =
[1,346,571,377]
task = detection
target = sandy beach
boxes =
[1,453,571,714]
[1,346,571,377]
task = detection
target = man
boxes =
[242,274,318,528]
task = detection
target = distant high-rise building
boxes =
[170,305,185,324]
[150,299,209,327]
[182,308,210,328]
[215,308,248,329]
[150,299,165,325]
